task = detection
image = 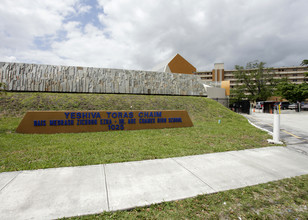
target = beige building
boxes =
[152,54,229,105]
[196,64,308,91]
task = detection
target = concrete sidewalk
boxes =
[1,147,308,220]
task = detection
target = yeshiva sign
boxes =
[16,110,193,134]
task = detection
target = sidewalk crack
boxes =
[102,164,110,211]
[171,158,215,191]
[0,171,21,192]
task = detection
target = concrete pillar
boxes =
[267,110,283,144]
[273,113,280,143]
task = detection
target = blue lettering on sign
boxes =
[168,118,182,123]
[139,118,155,124]
[108,124,124,130]
[157,118,167,123]
[34,120,46,126]
[106,112,134,119]
[77,119,97,125]
[64,112,102,119]
[100,119,112,125]
[128,118,136,124]
[91,112,101,118]
[49,120,74,126]
[139,111,162,118]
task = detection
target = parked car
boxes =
[274,102,290,110]
[289,102,308,110]
[289,103,297,110]
[302,102,308,111]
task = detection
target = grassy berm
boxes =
[0,92,271,172]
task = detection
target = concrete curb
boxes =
[246,118,273,135]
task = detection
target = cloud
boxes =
[0,0,76,48]
[0,0,308,71]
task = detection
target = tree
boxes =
[301,60,308,81]
[276,81,308,103]
[276,61,308,103]
[301,59,308,66]
[231,61,280,101]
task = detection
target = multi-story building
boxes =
[196,64,308,90]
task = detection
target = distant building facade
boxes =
[196,64,308,90]
[152,55,229,105]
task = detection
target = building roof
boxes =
[151,54,175,73]
[152,53,196,74]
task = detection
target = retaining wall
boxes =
[0,62,207,96]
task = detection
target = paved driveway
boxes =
[244,110,308,154]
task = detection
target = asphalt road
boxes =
[245,110,308,155]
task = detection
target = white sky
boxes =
[1,0,307,71]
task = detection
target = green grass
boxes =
[0,92,271,172]
[65,174,308,219]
